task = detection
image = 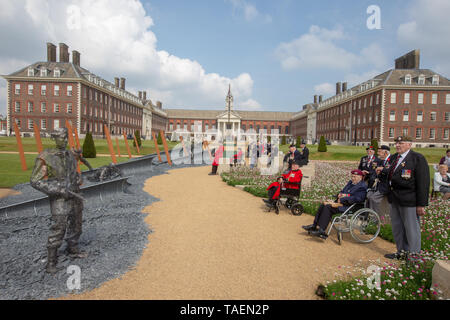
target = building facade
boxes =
[295,50,450,148]
[2,42,165,139]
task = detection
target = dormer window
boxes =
[418,74,425,85]
[54,68,60,77]
[40,68,47,77]
[27,67,34,76]
[404,74,411,85]
[432,75,439,85]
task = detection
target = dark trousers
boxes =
[48,196,83,250]
[211,164,218,174]
[313,204,340,230]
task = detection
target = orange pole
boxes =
[104,124,117,164]
[13,122,27,171]
[152,132,162,162]
[65,120,80,172]
[123,132,132,159]
[115,137,121,157]
[33,122,43,153]
[133,133,141,155]
[73,127,81,149]
[160,130,172,166]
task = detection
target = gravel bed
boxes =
[0,161,204,300]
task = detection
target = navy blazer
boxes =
[373,155,394,195]
[337,180,368,212]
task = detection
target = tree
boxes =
[157,131,163,145]
[318,136,327,152]
[281,135,286,146]
[82,132,96,158]
[370,139,379,153]
[296,136,302,148]
[133,130,142,147]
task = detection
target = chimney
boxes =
[336,82,341,95]
[395,49,420,69]
[156,101,162,109]
[72,50,80,66]
[114,77,120,87]
[342,82,347,92]
[314,95,318,104]
[120,77,125,90]
[143,91,147,101]
[47,43,56,62]
[59,43,69,63]
[138,91,142,99]
[319,95,323,103]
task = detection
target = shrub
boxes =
[370,139,379,153]
[281,135,286,145]
[133,130,142,147]
[296,136,302,148]
[82,132,96,158]
[157,131,163,145]
[318,136,327,152]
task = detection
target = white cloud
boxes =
[227,0,272,23]
[397,0,450,75]
[275,25,388,71]
[238,98,262,110]
[314,83,335,96]
[0,0,259,115]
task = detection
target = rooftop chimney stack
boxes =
[59,43,69,63]
[120,77,125,90]
[114,77,120,87]
[319,95,323,103]
[138,91,142,99]
[47,43,56,62]
[143,91,147,101]
[336,82,342,95]
[72,50,80,66]
[156,101,162,109]
[314,95,318,104]
[395,49,420,69]
[342,82,347,92]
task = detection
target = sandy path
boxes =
[63,165,395,300]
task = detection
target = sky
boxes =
[1,0,450,116]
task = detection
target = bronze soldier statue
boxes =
[30,128,90,274]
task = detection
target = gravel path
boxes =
[62,165,396,300]
[0,162,199,300]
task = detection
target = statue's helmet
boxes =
[50,127,68,140]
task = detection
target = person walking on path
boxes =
[384,136,430,261]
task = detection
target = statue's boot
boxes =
[46,248,58,274]
[66,246,88,259]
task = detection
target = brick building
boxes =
[2,42,165,138]
[291,50,450,148]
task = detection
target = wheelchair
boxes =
[267,181,304,216]
[326,197,381,245]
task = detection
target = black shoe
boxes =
[302,224,317,232]
[310,228,328,239]
[384,252,407,260]
[208,172,216,175]
[66,247,88,259]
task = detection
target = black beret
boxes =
[380,145,390,151]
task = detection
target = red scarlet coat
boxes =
[282,169,303,189]
[267,181,281,200]
[212,145,224,166]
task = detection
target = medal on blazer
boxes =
[372,162,377,169]
[401,169,411,179]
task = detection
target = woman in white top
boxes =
[434,164,450,200]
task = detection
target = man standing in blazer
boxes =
[385,136,430,260]
[358,146,379,188]
[367,145,393,216]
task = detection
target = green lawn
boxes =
[0,136,178,188]
[0,136,177,156]
[279,144,446,164]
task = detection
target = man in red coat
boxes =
[264,161,303,208]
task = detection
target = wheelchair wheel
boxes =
[291,203,304,216]
[285,198,296,209]
[349,208,381,243]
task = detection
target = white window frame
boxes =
[432,75,439,85]
[28,101,33,112]
[404,93,410,104]
[405,74,411,85]
[54,103,60,113]
[41,102,46,113]
[41,119,47,130]
[444,128,449,140]
[445,112,450,122]
[54,119,60,129]
[432,93,438,104]
[67,85,72,96]
[28,84,33,95]
[54,68,60,77]
[446,94,450,105]
[418,93,424,104]
[28,119,34,129]
[67,103,72,114]
[416,128,422,139]
[390,92,397,104]
[27,68,34,76]
[430,128,436,139]
[417,111,423,122]
[41,85,46,96]
[15,101,20,112]
[418,75,425,85]
[389,111,395,121]
[15,84,20,95]
[403,111,409,122]
[430,112,437,121]
[40,68,47,77]
[54,85,60,96]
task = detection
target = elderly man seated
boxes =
[302,169,367,239]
